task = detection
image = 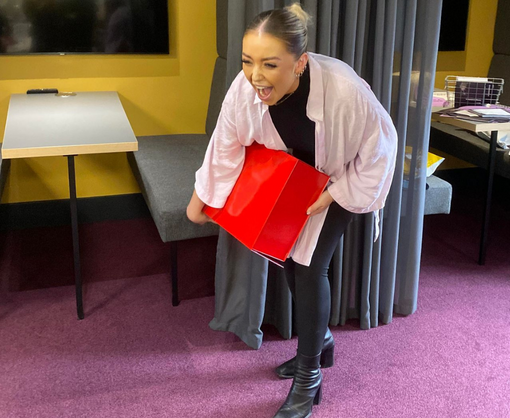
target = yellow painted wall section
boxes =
[435,0,498,88]
[0,1,217,203]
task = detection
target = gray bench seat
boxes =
[128,134,220,306]
[128,12,228,305]
[425,174,452,215]
[400,174,452,216]
[128,135,219,243]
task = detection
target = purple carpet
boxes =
[1,169,509,417]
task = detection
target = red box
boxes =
[203,143,329,265]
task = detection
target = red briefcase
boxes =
[203,142,329,265]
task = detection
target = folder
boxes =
[203,142,329,265]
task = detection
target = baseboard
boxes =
[0,193,151,231]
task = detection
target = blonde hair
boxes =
[287,3,312,29]
[245,3,311,58]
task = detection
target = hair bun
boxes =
[286,3,311,28]
[245,3,311,57]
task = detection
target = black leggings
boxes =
[283,202,354,356]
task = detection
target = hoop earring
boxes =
[295,63,307,78]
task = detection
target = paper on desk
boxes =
[437,105,510,123]
[454,110,478,117]
[471,108,510,117]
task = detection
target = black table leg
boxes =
[67,155,84,319]
[478,130,498,265]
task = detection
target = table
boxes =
[431,112,510,265]
[1,91,138,319]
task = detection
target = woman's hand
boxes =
[307,189,334,216]
[187,209,212,225]
[187,190,213,225]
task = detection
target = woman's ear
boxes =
[296,53,309,74]
[294,53,309,78]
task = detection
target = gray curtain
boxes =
[210,0,443,349]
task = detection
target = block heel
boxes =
[313,384,322,405]
[320,345,334,368]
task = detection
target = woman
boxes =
[187,4,397,417]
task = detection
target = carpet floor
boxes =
[1,168,509,418]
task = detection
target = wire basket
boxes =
[445,76,504,108]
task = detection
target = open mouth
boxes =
[254,85,273,101]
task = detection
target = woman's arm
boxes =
[194,75,247,209]
[325,82,397,214]
[186,189,211,225]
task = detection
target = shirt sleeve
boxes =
[327,89,398,214]
[194,89,245,208]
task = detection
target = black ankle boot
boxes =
[275,329,334,379]
[273,352,322,418]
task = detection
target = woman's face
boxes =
[242,31,307,106]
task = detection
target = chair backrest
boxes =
[205,0,228,138]
[488,0,510,105]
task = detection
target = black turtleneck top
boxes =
[268,65,316,167]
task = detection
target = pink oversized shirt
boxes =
[195,52,397,266]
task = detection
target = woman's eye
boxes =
[265,63,277,68]
[241,59,251,65]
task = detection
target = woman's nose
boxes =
[252,65,263,81]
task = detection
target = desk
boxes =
[1,91,138,319]
[431,112,510,265]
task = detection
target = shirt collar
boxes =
[306,53,324,123]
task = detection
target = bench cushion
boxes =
[128,135,219,242]
[429,121,510,180]
[424,175,452,215]
[401,174,452,216]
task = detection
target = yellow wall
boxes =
[435,0,499,88]
[0,1,217,203]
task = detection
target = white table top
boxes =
[1,91,138,159]
[431,111,510,133]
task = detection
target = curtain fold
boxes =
[211,0,443,349]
